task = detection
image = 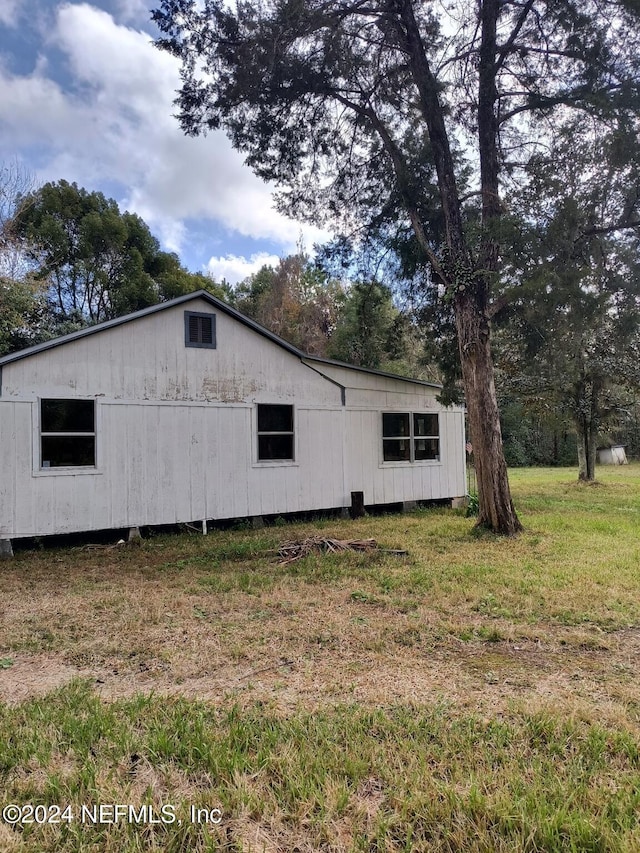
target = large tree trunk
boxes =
[576,423,597,481]
[587,424,598,480]
[398,0,522,535]
[575,378,599,482]
[456,291,522,534]
[576,431,588,480]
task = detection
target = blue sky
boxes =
[0,0,326,283]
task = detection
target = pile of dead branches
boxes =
[277,537,377,565]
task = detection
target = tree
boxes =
[0,162,50,354]
[0,277,48,356]
[153,0,640,533]
[495,117,640,481]
[13,180,226,330]
[0,161,36,281]
[328,279,407,370]
[233,253,344,355]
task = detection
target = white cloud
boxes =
[0,0,20,27]
[206,252,282,285]
[0,2,328,263]
[115,0,149,24]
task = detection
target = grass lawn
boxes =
[2,465,640,850]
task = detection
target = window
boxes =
[41,399,95,468]
[257,404,294,461]
[185,311,216,348]
[382,412,439,462]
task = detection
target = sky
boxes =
[0,0,327,284]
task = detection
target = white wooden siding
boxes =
[341,407,465,506]
[1,299,340,406]
[0,298,466,539]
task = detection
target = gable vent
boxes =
[185,311,216,349]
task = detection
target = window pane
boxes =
[41,399,94,433]
[258,404,293,433]
[414,413,439,437]
[383,439,411,461]
[42,435,95,467]
[415,438,439,460]
[259,434,294,460]
[383,413,410,437]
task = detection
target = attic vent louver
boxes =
[185,311,216,349]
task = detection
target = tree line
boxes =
[0,174,228,353]
[3,158,640,494]
[0,176,431,375]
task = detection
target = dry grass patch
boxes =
[2,482,640,728]
[3,683,640,851]
[3,466,640,849]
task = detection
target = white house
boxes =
[0,291,466,554]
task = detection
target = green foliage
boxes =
[231,253,432,376]
[152,0,640,237]
[232,253,344,355]
[328,279,407,370]
[11,180,223,337]
[0,276,48,356]
[495,117,640,479]
[465,492,479,517]
[499,400,578,468]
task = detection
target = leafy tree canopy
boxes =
[13,180,228,331]
[495,116,640,480]
[232,253,344,355]
[152,0,640,532]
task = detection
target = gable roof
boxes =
[0,290,442,389]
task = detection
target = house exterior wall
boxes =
[0,297,466,540]
[307,361,466,506]
[0,298,339,405]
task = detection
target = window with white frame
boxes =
[257,404,294,461]
[382,412,439,462]
[40,399,96,468]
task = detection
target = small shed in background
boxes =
[597,445,628,465]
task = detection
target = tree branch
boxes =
[580,219,640,238]
[494,0,536,73]
[331,90,449,286]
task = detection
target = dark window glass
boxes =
[258,435,294,460]
[185,311,216,348]
[382,412,440,462]
[258,404,293,433]
[414,438,439,460]
[41,436,95,468]
[257,404,294,460]
[41,399,96,467]
[414,413,439,437]
[382,413,410,437]
[41,399,94,433]
[383,439,411,462]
